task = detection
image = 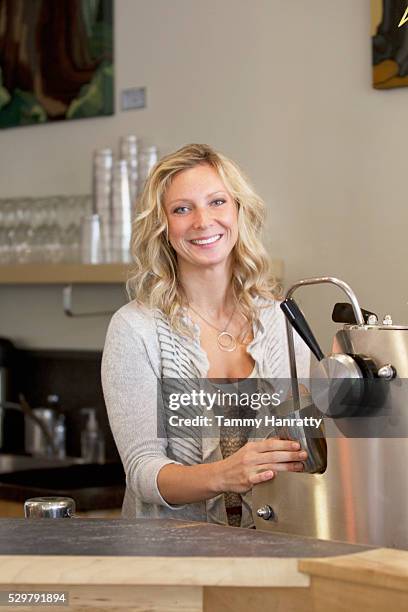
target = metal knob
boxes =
[256,505,275,520]
[367,314,378,325]
[24,496,76,519]
[377,364,396,380]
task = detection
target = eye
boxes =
[173,206,190,214]
[211,199,226,206]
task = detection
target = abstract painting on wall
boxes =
[372,0,408,88]
[0,0,113,128]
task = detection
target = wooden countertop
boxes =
[300,547,408,593]
[0,519,408,611]
[0,518,369,588]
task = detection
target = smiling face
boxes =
[163,164,238,270]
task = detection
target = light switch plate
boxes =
[121,87,146,110]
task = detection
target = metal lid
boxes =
[24,496,75,519]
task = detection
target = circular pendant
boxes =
[217,331,237,352]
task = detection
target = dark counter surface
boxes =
[0,518,371,558]
[0,462,125,511]
[0,483,124,512]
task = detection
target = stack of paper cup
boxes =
[80,214,103,264]
[111,160,132,263]
[138,145,158,195]
[120,135,139,210]
[92,149,113,262]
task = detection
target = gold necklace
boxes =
[188,302,238,352]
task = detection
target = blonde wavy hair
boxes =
[127,143,280,335]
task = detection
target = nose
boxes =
[192,208,213,230]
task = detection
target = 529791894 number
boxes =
[0,591,68,606]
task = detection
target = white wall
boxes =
[0,0,406,351]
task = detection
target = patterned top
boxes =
[216,365,259,526]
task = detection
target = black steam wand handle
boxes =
[332,302,377,325]
[280,298,325,362]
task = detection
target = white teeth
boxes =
[190,234,222,245]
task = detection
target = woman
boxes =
[101,143,310,528]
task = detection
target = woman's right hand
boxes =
[213,438,308,494]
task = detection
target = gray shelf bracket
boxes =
[63,284,116,318]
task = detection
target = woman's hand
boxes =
[213,438,308,494]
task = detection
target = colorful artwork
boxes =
[372,0,408,88]
[0,0,113,128]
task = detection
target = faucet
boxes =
[0,396,58,456]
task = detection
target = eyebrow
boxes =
[167,191,227,205]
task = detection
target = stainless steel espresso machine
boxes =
[253,277,408,549]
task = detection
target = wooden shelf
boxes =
[0,259,284,285]
[0,263,131,285]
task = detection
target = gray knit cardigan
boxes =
[101,297,310,528]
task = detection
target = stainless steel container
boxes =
[24,497,75,518]
[253,277,408,549]
[269,395,327,475]
[25,407,56,457]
